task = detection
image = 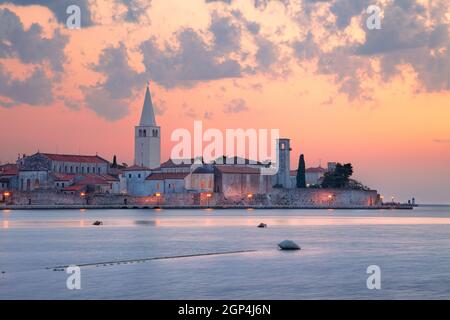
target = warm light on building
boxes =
[80,192,86,197]
[247,193,253,199]
[3,191,11,197]
[206,193,212,198]
[155,193,161,197]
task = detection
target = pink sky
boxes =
[0,0,449,203]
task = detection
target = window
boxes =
[65,166,68,172]
[76,167,78,173]
[281,143,285,150]
[97,167,100,173]
[129,174,132,178]
[82,167,84,173]
[62,183,65,188]
[138,174,141,178]
[152,129,158,137]
[87,167,90,173]
[70,166,73,173]
[143,129,147,137]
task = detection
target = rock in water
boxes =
[258,223,267,228]
[92,221,103,226]
[278,240,300,250]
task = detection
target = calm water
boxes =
[1,206,450,299]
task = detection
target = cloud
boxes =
[210,13,241,54]
[140,28,242,88]
[82,86,129,121]
[223,98,248,113]
[204,111,214,119]
[89,43,142,99]
[0,0,93,26]
[292,31,319,61]
[182,103,198,118]
[255,36,278,70]
[154,98,167,116]
[0,8,68,71]
[355,0,450,92]
[0,65,53,107]
[291,0,450,100]
[82,43,143,120]
[121,0,152,22]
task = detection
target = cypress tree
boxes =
[296,154,306,188]
[112,155,117,168]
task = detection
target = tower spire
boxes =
[139,82,156,126]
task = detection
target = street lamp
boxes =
[206,193,212,207]
[155,193,161,207]
[3,191,11,205]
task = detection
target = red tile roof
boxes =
[75,174,119,185]
[123,165,152,171]
[160,159,195,168]
[0,164,18,175]
[215,165,260,174]
[146,172,189,180]
[42,153,109,164]
[62,185,86,191]
[53,173,75,181]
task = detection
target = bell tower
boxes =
[134,83,161,169]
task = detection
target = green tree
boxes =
[296,154,306,188]
[321,163,353,188]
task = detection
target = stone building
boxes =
[214,165,272,197]
[145,172,189,194]
[122,165,153,196]
[0,164,18,191]
[185,165,214,193]
[134,84,161,169]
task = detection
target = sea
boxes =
[1,206,450,299]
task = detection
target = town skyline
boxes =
[0,0,449,203]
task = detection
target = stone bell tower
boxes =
[273,138,291,188]
[134,83,161,169]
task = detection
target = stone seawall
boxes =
[6,188,380,208]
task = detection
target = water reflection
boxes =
[2,212,450,229]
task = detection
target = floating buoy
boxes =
[257,223,267,228]
[278,240,301,250]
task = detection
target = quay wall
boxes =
[6,189,380,208]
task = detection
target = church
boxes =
[123,84,291,197]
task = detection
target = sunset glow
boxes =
[0,0,449,203]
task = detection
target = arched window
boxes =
[143,130,147,137]
[152,129,158,137]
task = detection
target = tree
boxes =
[112,155,118,168]
[296,154,306,188]
[321,163,353,188]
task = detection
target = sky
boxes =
[0,0,449,203]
